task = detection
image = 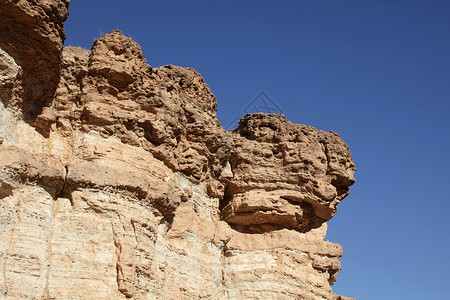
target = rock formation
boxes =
[0,1,356,299]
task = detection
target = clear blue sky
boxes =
[65,1,450,299]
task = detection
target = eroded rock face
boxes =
[0,0,69,121]
[223,114,355,233]
[0,1,356,299]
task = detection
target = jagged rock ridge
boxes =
[0,1,356,299]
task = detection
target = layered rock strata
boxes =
[0,1,356,299]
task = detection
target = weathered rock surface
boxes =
[0,0,69,121]
[0,1,356,299]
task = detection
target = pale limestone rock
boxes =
[0,49,18,86]
[0,1,357,299]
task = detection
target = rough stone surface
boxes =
[0,1,356,299]
[0,0,70,121]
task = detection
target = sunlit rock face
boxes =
[222,113,355,234]
[0,1,355,299]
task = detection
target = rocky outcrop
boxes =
[0,1,356,299]
[0,0,69,122]
[223,114,355,234]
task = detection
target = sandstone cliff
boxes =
[0,1,356,299]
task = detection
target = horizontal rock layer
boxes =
[0,1,356,299]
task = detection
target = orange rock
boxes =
[0,1,356,299]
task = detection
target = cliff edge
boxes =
[0,1,356,299]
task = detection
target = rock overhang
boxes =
[0,1,356,299]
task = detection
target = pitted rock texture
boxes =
[223,114,355,233]
[0,0,69,120]
[0,1,356,299]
